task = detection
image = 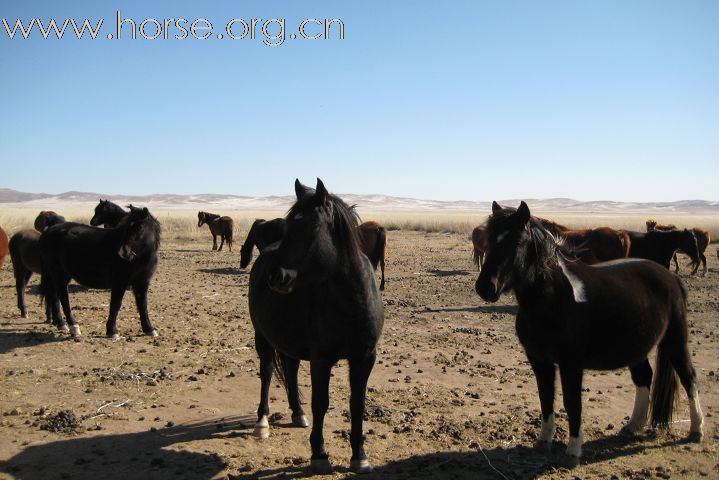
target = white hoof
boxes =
[292,414,309,428]
[59,324,70,333]
[22,313,29,319]
[108,333,120,341]
[253,416,269,439]
[69,325,81,338]
[350,458,373,474]
[147,329,158,337]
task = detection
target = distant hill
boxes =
[0,188,717,215]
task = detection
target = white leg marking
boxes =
[253,415,270,439]
[626,386,650,433]
[689,385,704,435]
[69,325,82,338]
[557,256,587,303]
[566,431,583,458]
[539,413,556,443]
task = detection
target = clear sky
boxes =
[1,1,717,202]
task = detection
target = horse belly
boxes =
[60,253,117,289]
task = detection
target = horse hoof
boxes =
[619,425,641,439]
[562,454,580,469]
[687,431,703,443]
[292,414,309,428]
[350,459,373,474]
[147,330,158,337]
[69,325,81,338]
[58,324,70,333]
[533,440,552,453]
[310,458,332,474]
[22,313,29,320]
[253,425,269,439]
[108,333,120,341]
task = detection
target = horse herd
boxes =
[0,179,713,473]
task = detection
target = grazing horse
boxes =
[34,211,66,232]
[40,206,161,339]
[627,229,699,270]
[197,212,234,252]
[357,221,387,290]
[90,200,127,228]
[538,218,630,264]
[475,201,703,467]
[248,179,383,474]
[239,218,286,268]
[471,225,488,271]
[0,226,8,270]
[646,220,711,276]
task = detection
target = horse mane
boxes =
[535,216,569,232]
[124,206,162,252]
[288,193,365,271]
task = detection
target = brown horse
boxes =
[357,221,387,290]
[646,220,711,275]
[537,218,631,264]
[0,226,8,270]
[34,211,66,232]
[197,212,234,252]
[471,225,488,271]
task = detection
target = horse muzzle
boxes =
[90,216,100,227]
[268,267,297,294]
[475,274,501,302]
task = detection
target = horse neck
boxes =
[205,213,220,221]
[511,239,566,310]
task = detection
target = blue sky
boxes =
[1,1,717,201]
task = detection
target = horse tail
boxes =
[650,276,686,428]
[226,219,234,249]
[371,227,387,270]
[618,231,631,257]
[272,350,304,402]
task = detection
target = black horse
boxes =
[41,206,161,339]
[9,229,64,327]
[475,201,703,467]
[248,179,384,474]
[239,218,286,268]
[626,229,699,269]
[90,200,128,228]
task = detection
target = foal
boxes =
[475,201,703,467]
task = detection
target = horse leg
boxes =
[666,336,703,441]
[309,358,333,474]
[105,284,127,339]
[673,253,679,273]
[14,268,31,318]
[528,355,556,451]
[56,278,81,339]
[278,354,308,427]
[253,333,274,439]
[621,359,652,436]
[347,352,376,473]
[379,258,385,291]
[212,234,218,251]
[559,363,584,467]
[132,282,157,337]
[697,252,707,276]
[218,234,225,252]
[479,251,485,272]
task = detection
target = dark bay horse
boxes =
[357,221,387,290]
[471,225,488,271]
[646,220,711,276]
[627,229,699,270]
[90,200,128,228]
[239,218,286,268]
[198,211,234,252]
[475,201,703,467]
[248,179,384,474]
[34,211,66,232]
[0,226,7,270]
[538,218,630,264]
[41,206,161,339]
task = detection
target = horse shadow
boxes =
[0,328,66,356]
[418,304,518,315]
[1,415,256,480]
[427,269,472,277]
[24,283,92,295]
[197,267,246,276]
[237,432,691,479]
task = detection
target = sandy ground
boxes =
[0,231,717,480]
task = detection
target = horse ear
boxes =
[315,178,328,204]
[516,201,530,224]
[491,201,502,214]
[295,179,310,200]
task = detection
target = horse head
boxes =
[197,211,207,228]
[475,201,531,302]
[118,206,160,262]
[681,229,700,263]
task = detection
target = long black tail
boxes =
[370,227,386,270]
[650,277,686,427]
[272,350,304,402]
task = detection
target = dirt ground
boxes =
[0,231,717,480]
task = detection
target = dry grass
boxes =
[1,209,717,244]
